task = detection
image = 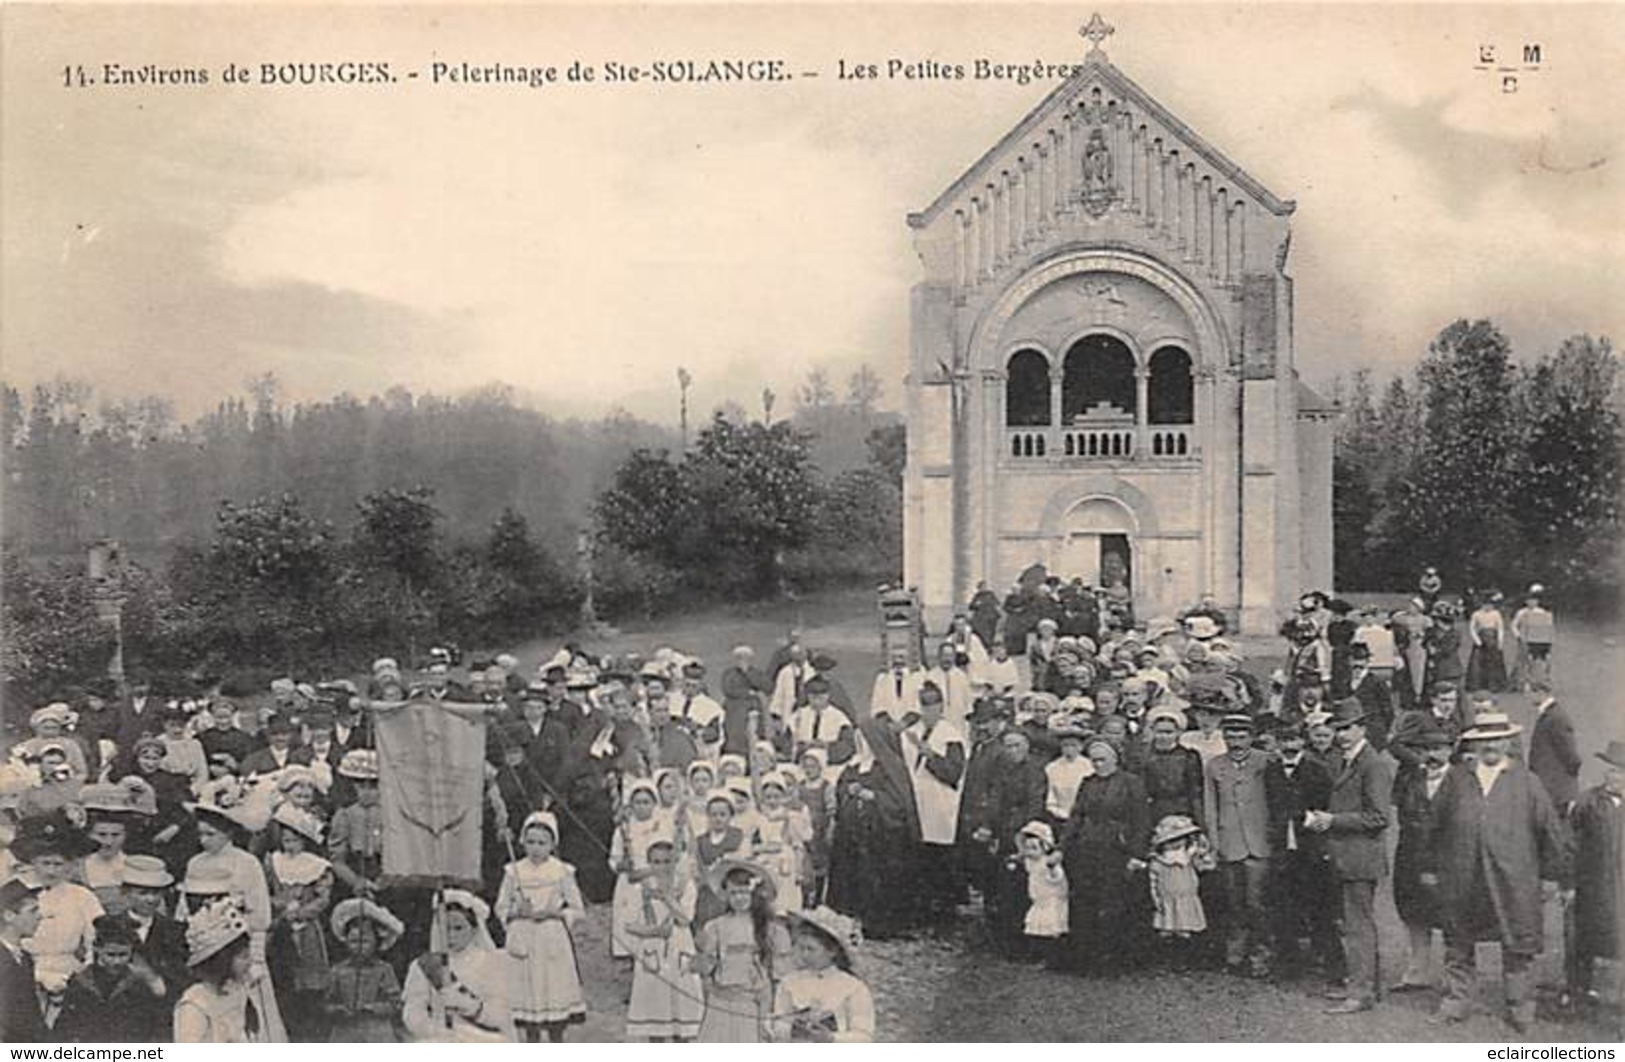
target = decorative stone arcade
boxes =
[901,15,1335,635]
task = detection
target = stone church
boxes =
[902,17,1335,635]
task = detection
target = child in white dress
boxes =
[610,780,673,959]
[751,772,810,915]
[619,838,703,1041]
[495,811,586,1042]
[1016,821,1067,966]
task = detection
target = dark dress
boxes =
[1391,767,1447,928]
[826,718,921,938]
[1570,785,1623,988]
[1060,770,1150,972]
[1139,745,1206,827]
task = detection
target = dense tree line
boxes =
[1331,323,1621,611]
[1,367,904,713]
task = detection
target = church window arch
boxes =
[1005,349,1051,427]
[1061,334,1136,423]
[1148,345,1194,425]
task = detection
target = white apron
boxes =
[904,720,965,846]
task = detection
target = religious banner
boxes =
[373,698,492,888]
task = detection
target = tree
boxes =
[1510,335,1622,604]
[1390,319,1520,584]
[846,365,884,416]
[866,422,907,485]
[795,368,835,412]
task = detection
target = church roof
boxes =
[909,48,1294,230]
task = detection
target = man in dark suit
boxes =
[1527,687,1580,813]
[239,713,310,777]
[113,677,160,761]
[1390,682,1467,776]
[0,878,45,1044]
[119,856,187,998]
[1347,644,1396,751]
[1307,697,1395,1014]
[1265,723,1340,981]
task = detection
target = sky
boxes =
[3,2,1622,424]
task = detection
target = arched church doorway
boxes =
[1054,496,1137,594]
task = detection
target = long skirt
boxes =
[1465,643,1507,692]
[508,919,587,1025]
[697,984,765,1043]
[626,937,703,1040]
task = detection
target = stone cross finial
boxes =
[1080,12,1115,52]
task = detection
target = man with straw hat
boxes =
[1424,710,1569,1032]
[1568,739,1625,1033]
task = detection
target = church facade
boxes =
[902,19,1334,635]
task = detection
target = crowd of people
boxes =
[0,570,1617,1043]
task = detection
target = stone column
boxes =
[1134,366,1150,459]
[984,185,998,277]
[1143,137,1157,227]
[1125,125,1138,213]
[1007,170,1022,257]
[1233,200,1246,283]
[1159,150,1170,237]
[1222,199,1234,285]
[1207,182,1219,281]
[1049,357,1064,439]
[1172,158,1185,251]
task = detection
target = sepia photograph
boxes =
[0,1,1621,1045]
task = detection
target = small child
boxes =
[496,811,586,1042]
[795,749,837,908]
[620,839,703,1042]
[611,780,672,959]
[692,794,749,927]
[693,860,788,1043]
[751,771,809,915]
[1148,814,1207,970]
[1015,821,1067,965]
[264,803,334,1040]
[325,898,404,1042]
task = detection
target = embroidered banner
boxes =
[374,700,490,888]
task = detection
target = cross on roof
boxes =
[1080,12,1115,52]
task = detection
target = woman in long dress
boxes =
[826,717,921,938]
[174,900,266,1042]
[400,890,515,1042]
[1465,594,1508,692]
[1059,741,1150,975]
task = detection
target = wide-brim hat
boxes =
[705,857,777,902]
[181,862,237,897]
[1411,722,1456,748]
[81,777,159,818]
[13,816,95,861]
[1328,696,1368,728]
[1460,711,1522,741]
[272,802,325,845]
[330,896,405,948]
[1596,740,1625,769]
[185,899,250,966]
[122,853,174,889]
[1151,814,1204,849]
[1017,819,1055,848]
[337,748,379,781]
[787,905,862,969]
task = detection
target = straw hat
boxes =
[80,777,158,818]
[1460,711,1522,741]
[29,703,77,731]
[272,802,324,845]
[121,854,174,890]
[1150,814,1204,849]
[182,863,236,897]
[1017,820,1056,849]
[1183,616,1221,641]
[330,897,405,948]
[337,748,379,781]
[185,899,249,967]
[787,905,863,969]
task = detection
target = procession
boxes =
[0,572,1619,1044]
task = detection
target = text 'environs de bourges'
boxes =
[66,57,1087,90]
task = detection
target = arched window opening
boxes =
[1148,345,1194,425]
[1061,334,1136,423]
[1005,349,1051,427]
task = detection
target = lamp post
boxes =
[677,367,693,450]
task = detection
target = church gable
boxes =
[907,16,1295,301]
